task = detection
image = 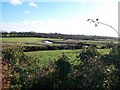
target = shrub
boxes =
[31,54,72,89]
[2,44,120,89]
[70,47,105,89]
[31,47,120,89]
[2,44,40,89]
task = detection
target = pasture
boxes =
[1,37,62,44]
[2,37,118,50]
[2,37,112,67]
[26,49,111,67]
[2,37,118,44]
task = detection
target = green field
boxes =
[1,37,62,43]
[2,37,119,50]
[1,37,118,44]
[27,49,111,67]
[1,37,113,67]
[2,37,112,67]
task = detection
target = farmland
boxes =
[1,35,120,89]
[27,49,111,67]
[1,37,118,50]
[2,37,112,66]
[1,37,62,44]
[2,37,112,67]
[2,37,118,44]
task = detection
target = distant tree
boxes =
[1,31,8,37]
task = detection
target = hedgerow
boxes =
[2,44,120,89]
[31,47,120,89]
[2,44,40,89]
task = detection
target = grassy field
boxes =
[1,37,62,43]
[2,37,119,50]
[27,49,111,67]
[2,37,118,44]
[27,50,79,67]
[2,37,112,67]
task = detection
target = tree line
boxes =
[1,31,117,40]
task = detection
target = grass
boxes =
[2,37,119,50]
[26,49,111,67]
[2,37,62,43]
[27,50,79,67]
[2,37,118,44]
[98,49,111,55]
[2,37,112,67]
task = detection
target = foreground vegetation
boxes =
[2,44,120,89]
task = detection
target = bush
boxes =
[2,44,120,89]
[2,44,40,89]
[31,47,120,89]
[31,54,72,89]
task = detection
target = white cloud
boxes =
[0,17,118,37]
[25,10,30,15]
[29,2,39,7]
[10,0,22,5]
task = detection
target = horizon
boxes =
[1,30,118,38]
[0,0,119,37]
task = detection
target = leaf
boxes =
[87,19,90,21]
[96,19,99,21]
[95,24,97,27]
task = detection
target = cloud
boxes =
[0,18,118,37]
[29,2,39,7]
[9,0,39,7]
[10,0,22,5]
[24,10,30,15]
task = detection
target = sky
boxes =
[0,0,119,37]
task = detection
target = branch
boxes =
[98,22,120,36]
[87,18,120,37]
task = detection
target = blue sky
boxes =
[0,0,119,37]
[2,2,97,22]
